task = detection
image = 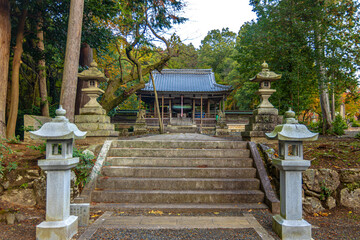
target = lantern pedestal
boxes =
[36,158,79,240]
[272,159,311,240]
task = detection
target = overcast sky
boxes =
[172,0,257,48]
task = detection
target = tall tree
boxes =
[6,7,28,138]
[60,0,84,122]
[0,0,11,139]
[97,0,186,112]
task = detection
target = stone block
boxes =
[0,189,36,207]
[80,107,106,115]
[326,196,336,209]
[273,215,311,240]
[70,203,90,226]
[75,115,110,124]
[253,108,278,115]
[303,169,340,193]
[340,188,360,208]
[340,169,360,183]
[23,115,52,141]
[303,197,325,214]
[36,215,78,240]
[85,130,118,137]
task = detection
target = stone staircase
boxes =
[91,139,266,208]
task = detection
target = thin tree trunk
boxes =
[331,84,335,120]
[0,0,11,139]
[60,0,84,122]
[6,9,28,138]
[150,72,164,134]
[36,14,49,117]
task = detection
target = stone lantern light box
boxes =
[266,108,318,160]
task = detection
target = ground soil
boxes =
[0,135,359,239]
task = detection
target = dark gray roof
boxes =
[141,69,232,93]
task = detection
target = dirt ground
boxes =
[0,135,359,239]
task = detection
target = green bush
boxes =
[330,115,348,136]
[72,148,96,191]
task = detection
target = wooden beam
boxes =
[200,95,203,131]
[169,99,172,120]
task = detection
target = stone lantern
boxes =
[266,108,318,240]
[242,61,283,142]
[78,61,107,115]
[75,61,118,138]
[30,106,86,240]
[251,61,281,115]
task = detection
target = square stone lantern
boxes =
[30,106,86,240]
[266,108,318,240]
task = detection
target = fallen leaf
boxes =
[213,212,219,215]
[248,209,252,212]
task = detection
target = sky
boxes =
[172,0,257,48]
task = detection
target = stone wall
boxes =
[260,144,360,214]
[0,168,79,208]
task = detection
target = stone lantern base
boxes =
[272,216,311,240]
[75,114,118,138]
[134,121,149,135]
[36,216,78,240]
[242,112,282,143]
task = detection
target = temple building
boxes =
[136,69,232,127]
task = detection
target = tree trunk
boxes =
[150,72,164,134]
[36,14,49,117]
[75,43,93,115]
[60,0,84,122]
[0,0,11,139]
[318,65,332,133]
[6,9,27,139]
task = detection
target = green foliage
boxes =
[330,115,348,136]
[350,118,360,128]
[0,143,13,160]
[72,147,96,190]
[345,181,360,192]
[27,143,46,154]
[320,182,332,201]
[6,136,21,144]
[355,132,360,139]
[6,162,18,173]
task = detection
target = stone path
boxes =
[78,211,275,240]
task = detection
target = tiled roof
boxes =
[141,69,232,93]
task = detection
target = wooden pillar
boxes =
[181,95,184,117]
[154,101,157,118]
[192,99,195,123]
[222,95,225,112]
[200,95,203,130]
[169,99,172,119]
[161,95,164,124]
[207,99,210,118]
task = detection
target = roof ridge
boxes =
[153,69,212,74]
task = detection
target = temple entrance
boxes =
[136,69,231,130]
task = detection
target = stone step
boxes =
[96,177,260,190]
[111,140,248,149]
[108,148,250,158]
[106,157,253,168]
[101,166,257,178]
[91,189,265,203]
[90,203,269,211]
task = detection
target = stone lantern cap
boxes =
[265,108,318,141]
[250,61,282,82]
[77,61,108,82]
[30,106,87,140]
